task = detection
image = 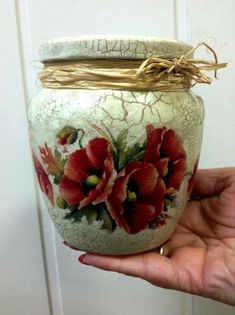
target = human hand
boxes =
[77,168,235,306]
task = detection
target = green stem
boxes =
[77,128,85,148]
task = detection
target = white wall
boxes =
[0,1,235,314]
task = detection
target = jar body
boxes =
[28,88,204,254]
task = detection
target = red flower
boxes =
[56,126,78,153]
[59,138,116,207]
[33,154,54,206]
[144,125,186,194]
[106,161,166,234]
[187,159,199,195]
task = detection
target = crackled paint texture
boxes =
[28,37,204,255]
[28,88,204,254]
[39,36,193,61]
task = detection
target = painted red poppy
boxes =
[59,138,116,207]
[187,159,199,195]
[106,161,166,234]
[144,125,186,194]
[33,154,54,206]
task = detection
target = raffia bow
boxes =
[39,42,227,91]
[136,42,226,86]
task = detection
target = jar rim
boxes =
[39,35,193,62]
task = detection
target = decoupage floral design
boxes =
[33,154,54,206]
[187,158,199,195]
[33,124,189,234]
[144,126,186,194]
[59,138,116,207]
[106,161,166,234]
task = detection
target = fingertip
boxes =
[78,253,102,266]
[77,253,116,270]
[78,254,88,264]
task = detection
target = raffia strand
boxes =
[39,42,227,91]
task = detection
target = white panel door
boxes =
[0,1,50,314]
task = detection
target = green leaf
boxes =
[149,216,166,229]
[56,126,77,138]
[111,149,118,170]
[54,148,67,168]
[68,205,78,212]
[64,205,78,219]
[118,151,128,170]
[125,143,141,159]
[56,196,68,209]
[67,131,78,144]
[112,130,128,170]
[48,148,67,184]
[130,150,145,162]
[75,206,98,223]
[166,194,177,202]
[97,204,114,231]
[64,205,98,223]
[113,131,147,171]
[164,198,174,209]
[54,176,62,185]
[115,129,128,151]
[120,144,146,169]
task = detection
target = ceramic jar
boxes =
[28,36,204,255]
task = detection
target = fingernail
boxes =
[78,254,88,265]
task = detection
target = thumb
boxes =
[78,251,179,289]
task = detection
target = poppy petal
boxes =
[130,164,159,196]
[124,203,155,234]
[80,158,116,208]
[64,149,90,182]
[107,161,166,234]
[86,138,109,168]
[154,158,169,177]
[106,173,133,233]
[91,160,117,205]
[165,158,186,191]
[144,178,166,218]
[126,161,146,174]
[59,176,85,205]
[161,129,186,161]
[144,127,165,163]
[33,155,54,206]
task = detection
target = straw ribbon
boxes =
[39,42,227,91]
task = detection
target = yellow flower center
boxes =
[127,190,137,203]
[86,175,99,188]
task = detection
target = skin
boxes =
[75,168,235,306]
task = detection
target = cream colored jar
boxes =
[28,36,204,254]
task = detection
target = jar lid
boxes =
[39,35,193,62]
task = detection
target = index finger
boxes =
[78,251,178,290]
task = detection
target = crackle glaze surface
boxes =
[29,88,204,254]
[39,35,193,61]
[29,37,204,255]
